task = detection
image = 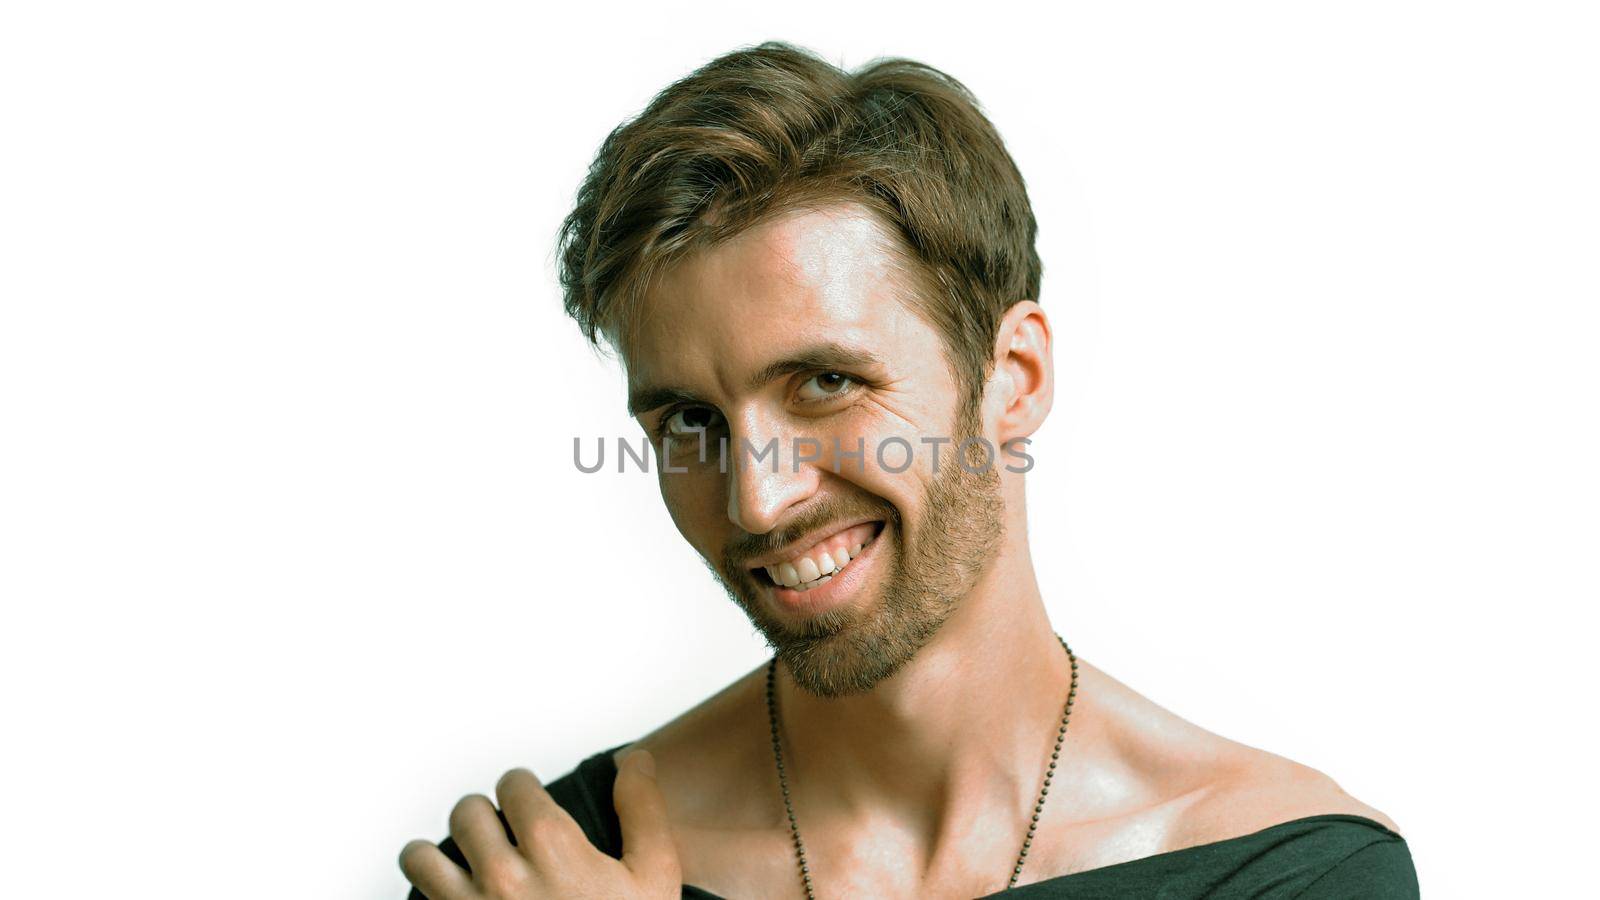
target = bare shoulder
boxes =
[609,661,775,828]
[1172,745,1402,844]
[1076,661,1401,854]
[605,662,790,896]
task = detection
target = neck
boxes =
[773,523,1071,827]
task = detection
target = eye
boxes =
[796,372,857,402]
[662,406,725,436]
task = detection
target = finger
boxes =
[398,839,474,900]
[495,767,575,855]
[448,793,514,877]
[615,750,680,883]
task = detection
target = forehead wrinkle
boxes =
[621,205,929,417]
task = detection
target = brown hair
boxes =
[556,41,1041,409]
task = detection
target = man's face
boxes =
[624,204,1004,697]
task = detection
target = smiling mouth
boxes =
[752,521,884,593]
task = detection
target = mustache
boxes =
[722,495,898,571]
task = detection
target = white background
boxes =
[2,2,1595,897]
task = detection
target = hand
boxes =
[400,750,681,899]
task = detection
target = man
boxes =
[400,42,1418,899]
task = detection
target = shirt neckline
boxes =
[587,746,1404,897]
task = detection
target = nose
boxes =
[725,414,820,535]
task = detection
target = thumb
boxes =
[615,749,681,885]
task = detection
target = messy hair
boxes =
[556,41,1041,408]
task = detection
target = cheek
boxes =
[818,433,936,532]
[881,465,938,535]
[822,408,943,501]
[657,462,727,547]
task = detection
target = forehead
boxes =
[622,204,938,404]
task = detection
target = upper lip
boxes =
[740,518,883,569]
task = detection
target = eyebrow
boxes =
[627,385,701,418]
[626,341,885,416]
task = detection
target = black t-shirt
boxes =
[409,744,1420,899]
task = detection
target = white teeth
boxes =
[767,532,878,589]
[796,557,821,582]
[793,573,833,592]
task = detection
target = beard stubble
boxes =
[711,414,1007,697]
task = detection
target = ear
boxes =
[986,301,1054,444]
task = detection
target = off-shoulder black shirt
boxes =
[409,744,1419,899]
